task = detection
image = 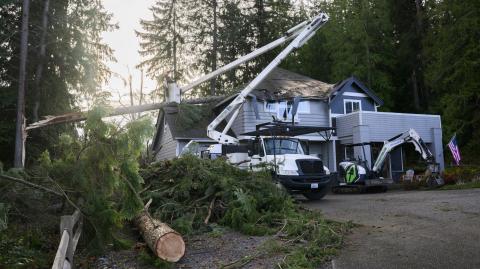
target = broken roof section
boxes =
[252,67,335,100]
[217,68,385,108]
[216,67,335,107]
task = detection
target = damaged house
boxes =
[152,68,444,180]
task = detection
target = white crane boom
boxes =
[179,20,309,94]
[207,12,329,144]
[165,19,311,103]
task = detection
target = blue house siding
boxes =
[330,83,377,114]
[331,96,376,114]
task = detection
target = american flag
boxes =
[447,134,461,165]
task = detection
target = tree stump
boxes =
[135,211,185,262]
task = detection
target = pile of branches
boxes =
[141,155,352,267]
[141,155,291,235]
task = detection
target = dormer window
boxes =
[344,99,361,114]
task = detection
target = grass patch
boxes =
[439,181,480,190]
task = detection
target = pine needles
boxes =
[141,155,352,268]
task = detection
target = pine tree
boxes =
[319,0,397,107]
[0,0,116,167]
[423,0,480,162]
[137,0,195,85]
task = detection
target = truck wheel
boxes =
[303,188,329,201]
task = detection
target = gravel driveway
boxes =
[305,189,480,269]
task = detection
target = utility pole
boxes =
[14,0,30,168]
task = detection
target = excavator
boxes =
[175,12,336,200]
[333,129,444,193]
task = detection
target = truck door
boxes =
[249,138,265,170]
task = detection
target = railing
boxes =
[51,209,83,269]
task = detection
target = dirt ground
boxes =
[305,189,480,269]
[92,226,283,269]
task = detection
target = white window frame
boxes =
[277,101,296,121]
[343,99,362,114]
[263,100,301,122]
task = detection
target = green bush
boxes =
[0,227,54,269]
[0,203,8,232]
[443,166,480,184]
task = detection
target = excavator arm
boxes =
[372,129,434,173]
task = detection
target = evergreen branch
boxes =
[0,174,63,197]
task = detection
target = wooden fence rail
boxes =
[51,209,83,269]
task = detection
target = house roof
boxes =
[215,69,384,108]
[252,67,335,100]
[215,67,335,108]
[152,102,235,149]
[162,103,213,140]
[330,76,384,106]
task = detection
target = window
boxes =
[264,138,304,155]
[278,101,292,120]
[345,147,354,160]
[297,101,310,113]
[265,101,277,112]
[264,100,309,121]
[344,100,361,114]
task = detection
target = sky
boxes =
[101,0,156,106]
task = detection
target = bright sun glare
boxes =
[101,0,156,107]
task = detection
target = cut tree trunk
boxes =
[14,0,30,168]
[135,211,185,262]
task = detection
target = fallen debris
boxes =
[135,210,185,262]
[139,155,353,268]
[26,96,225,130]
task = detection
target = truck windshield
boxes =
[264,138,303,155]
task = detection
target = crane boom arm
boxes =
[180,20,309,94]
[372,129,434,173]
[207,12,329,144]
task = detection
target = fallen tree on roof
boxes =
[26,96,225,130]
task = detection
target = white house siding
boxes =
[154,123,178,161]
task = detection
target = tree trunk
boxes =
[14,0,30,168]
[210,0,218,96]
[411,70,421,111]
[26,95,226,130]
[135,211,185,262]
[33,0,50,123]
[172,1,177,81]
[412,0,424,110]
